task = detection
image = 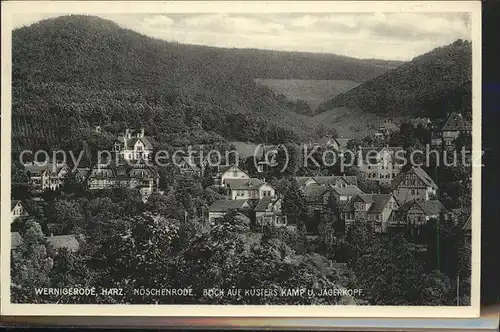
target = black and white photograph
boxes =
[1,1,481,317]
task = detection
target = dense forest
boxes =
[316,40,472,119]
[11,15,400,154]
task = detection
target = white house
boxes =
[225,178,275,200]
[207,199,252,224]
[216,165,250,187]
[24,161,69,190]
[357,146,404,184]
[11,200,30,223]
[255,197,287,227]
[114,128,153,161]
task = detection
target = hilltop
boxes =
[12,15,401,152]
[315,40,472,119]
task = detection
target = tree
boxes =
[11,221,54,303]
[90,213,180,304]
[354,234,451,305]
[49,199,85,234]
[282,178,307,225]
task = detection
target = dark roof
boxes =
[335,138,351,150]
[442,112,472,132]
[314,175,357,186]
[208,199,250,212]
[254,197,280,212]
[391,166,438,190]
[399,200,447,215]
[367,194,394,213]
[127,137,153,150]
[11,200,21,210]
[24,162,67,176]
[11,232,23,249]
[304,186,332,198]
[331,185,363,196]
[294,177,318,186]
[342,194,394,213]
[47,234,80,252]
[225,178,267,190]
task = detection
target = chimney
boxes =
[140,128,145,138]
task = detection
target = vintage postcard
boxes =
[1,1,481,318]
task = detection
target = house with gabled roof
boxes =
[207,199,252,224]
[175,155,203,177]
[342,194,399,233]
[356,146,404,184]
[225,178,275,200]
[11,200,30,222]
[440,112,472,147]
[113,128,153,161]
[294,176,319,187]
[391,166,438,204]
[331,185,364,208]
[24,160,69,190]
[391,199,448,229]
[254,197,287,228]
[215,164,250,187]
[294,175,357,188]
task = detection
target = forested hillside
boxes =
[12,15,400,153]
[316,40,472,119]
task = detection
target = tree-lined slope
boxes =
[12,15,401,152]
[316,40,472,119]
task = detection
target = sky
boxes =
[12,12,471,61]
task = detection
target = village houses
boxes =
[342,194,399,233]
[391,166,438,204]
[225,178,275,200]
[392,200,448,230]
[113,128,153,161]
[24,160,69,191]
[439,112,472,147]
[356,146,404,184]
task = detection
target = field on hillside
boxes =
[255,79,361,110]
[313,107,406,139]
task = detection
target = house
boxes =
[113,128,153,161]
[24,161,69,190]
[225,178,275,200]
[87,161,160,200]
[294,175,357,188]
[391,200,448,229]
[254,197,287,228]
[331,185,364,209]
[440,112,472,147]
[208,199,252,224]
[11,200,30,222]
[11,232,23,250]
[294,176,320,187]
[391,166,438,204]
[215,165,250,187]
[176,156,203,177]
[46,234,81,252]
[342,194,399,233]
[317,175,357,188]
[356,146,404,184]
[303,185,335,215]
